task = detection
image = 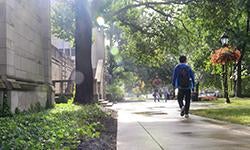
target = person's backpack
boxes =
[178,66,190,88]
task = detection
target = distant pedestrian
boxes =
[152,75,162,89]
[163,87,170,102]
[153,88,160,102]
[172,56,195,118]
[152,75,162,102]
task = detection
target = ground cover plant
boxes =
[192,98,250,125]
[0,101,110,149]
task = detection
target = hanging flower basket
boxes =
[210,46,241,65]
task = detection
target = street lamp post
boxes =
[220,32,230,103]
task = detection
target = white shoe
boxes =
[184,114,189,118]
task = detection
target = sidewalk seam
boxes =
[137,121,165,150]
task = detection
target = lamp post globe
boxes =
[220,32,229,46]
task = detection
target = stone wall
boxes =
[5,0,51,82]
[0,0,52,112]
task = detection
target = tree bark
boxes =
[74,0,93,104]
[236,60,242,97]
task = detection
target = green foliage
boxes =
[0,94,12,117]
[51,0,75,43]
[106,80,125,102]
[242,76,250,96]
[0,102,107,149]
[51,0,112,43]
[106,0,250,92]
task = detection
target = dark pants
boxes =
[177,89,191,114]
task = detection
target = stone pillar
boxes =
[0,1,7,113]
[0,1,7,75]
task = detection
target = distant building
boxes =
[51,36,75,62]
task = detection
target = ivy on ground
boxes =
[0,101,108,149]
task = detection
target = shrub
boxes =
[106,84,124,102]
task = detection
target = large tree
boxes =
[74,0,93,104]
[186,0,250,97]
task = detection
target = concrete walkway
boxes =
[111,100,250,150]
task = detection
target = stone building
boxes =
[0,0,51,112]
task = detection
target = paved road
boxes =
[111,100,250,150]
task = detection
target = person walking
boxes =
[163,86,170,102]
[172,56,195,118]
[152,75,162,102]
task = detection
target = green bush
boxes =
[0,101,108,149]
[106,84,124,102]
[0,94,12,117]
[242,77,250,97]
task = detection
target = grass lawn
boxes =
[192,98,250,126]
[0,100,110,149]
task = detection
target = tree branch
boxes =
[147,5,191,33]
[147,6,179,30]
[117,15,163,37]
[113,0,196,16]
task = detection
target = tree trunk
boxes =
[236,0,250,97]
[74,0,93,104]
[235,60,242,97]
[223,64,230,103]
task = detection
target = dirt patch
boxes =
[78,109,117,150]
[134,111,167,116]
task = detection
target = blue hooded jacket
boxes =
[172,63,195,89]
